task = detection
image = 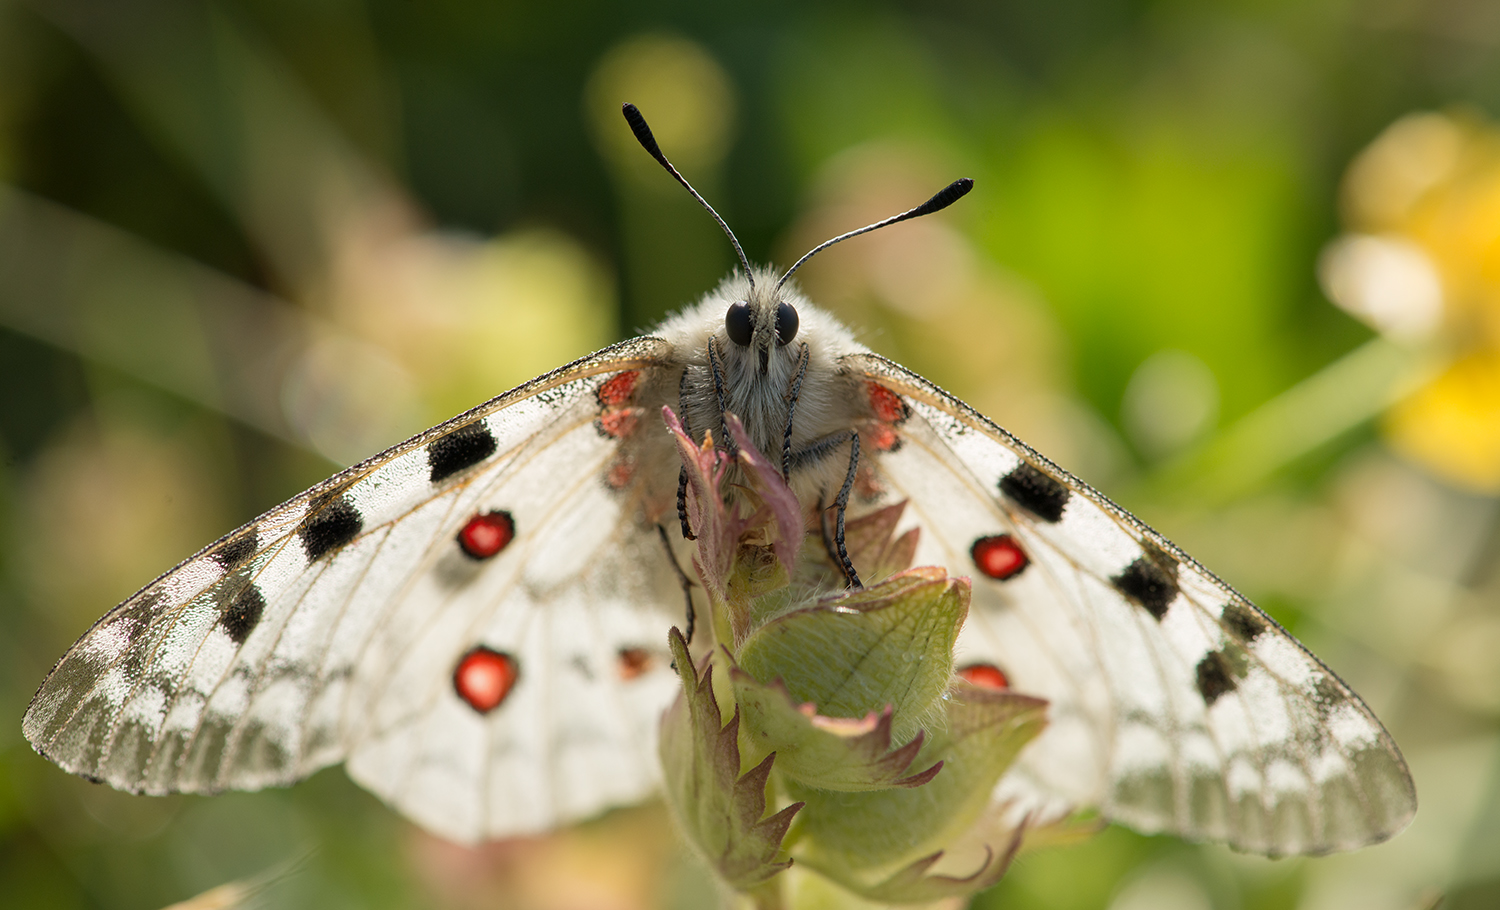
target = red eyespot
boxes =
[867,383,909,424]
[855,463,884,499]
[617,647,653,680]
[597,370,642,407]
[866,423,899,452]
[607,460,636,489]
[458,511,514,560]
[958,663,1010,690]
[454,646,519,713]
[971,534,1028,580]
[598,408,640,438]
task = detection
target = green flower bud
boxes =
[736,568,968,746]
[661,629,803,892]
[659,406,1056,908]
[788,683,1046,901]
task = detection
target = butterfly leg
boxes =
[676,468,696,541]
[781,342,810,480]
[804,431,863,589]
[675,368,699,541]
[706,339,737,457]
[657,524,698,643]
[831,431,862,588]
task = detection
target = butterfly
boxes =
[24,103,1416,857]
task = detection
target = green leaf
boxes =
[732,670,941,792]
[736,567,968,744]
[801,826,1026,904]
[659,628,804,891]
[788,684,1047,878]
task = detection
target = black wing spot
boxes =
[1195,648,1244,706]
[1222,600,1267,642]
[1311,675,1349,718]
[998,462,1070,523]
[1111,548,1179,620]
[129,589,165,618]
[300,495,363,562]
[213,531,258,571]
[107,604,150,644]
[428,421,498,482]
[220,583,265,644]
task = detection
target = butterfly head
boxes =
[722,279,800,375]
[724,295,797,350]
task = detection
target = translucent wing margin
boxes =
[844,352,1416,856]
[24,337,681,843]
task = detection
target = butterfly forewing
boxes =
[844,352,1416,856]
[24,337,682,843]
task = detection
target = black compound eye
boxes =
[775,302,799,346]
[725,301,753,346]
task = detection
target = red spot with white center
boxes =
[453,646,519,713]
[971,534,1028,580]
[958,663,1010,690]
[597,370,642,407]
[867,383,909,424]
[458,511,514,560]
[598,408,641,438]
[617,647,653,680]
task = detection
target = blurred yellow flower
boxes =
[1323,111,1500,492]
[1384,350,1500,491]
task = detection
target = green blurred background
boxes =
[2,0,1499,907]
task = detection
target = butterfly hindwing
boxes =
[843,352,1416,856]
[24,337,682,843]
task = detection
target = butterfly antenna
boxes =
[776,177,974,292]
[622,102,755,292]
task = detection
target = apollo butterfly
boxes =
[23,103,1415,856]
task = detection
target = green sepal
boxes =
[731,668,941,792]
[660,627,804,891]
[662,408,735,602]
[664,407,805,648]
[730,543,795,631]
[736,567,968,744]
[787,683,1047,888]
[797,826,1025,905]
[725,412,803,574]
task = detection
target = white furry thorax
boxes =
[652,268,872,500]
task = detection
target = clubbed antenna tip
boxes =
[915,178,974,216]
[776,176,976,291]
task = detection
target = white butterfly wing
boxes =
[24,337,683,843]
[845,353,1416,856]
